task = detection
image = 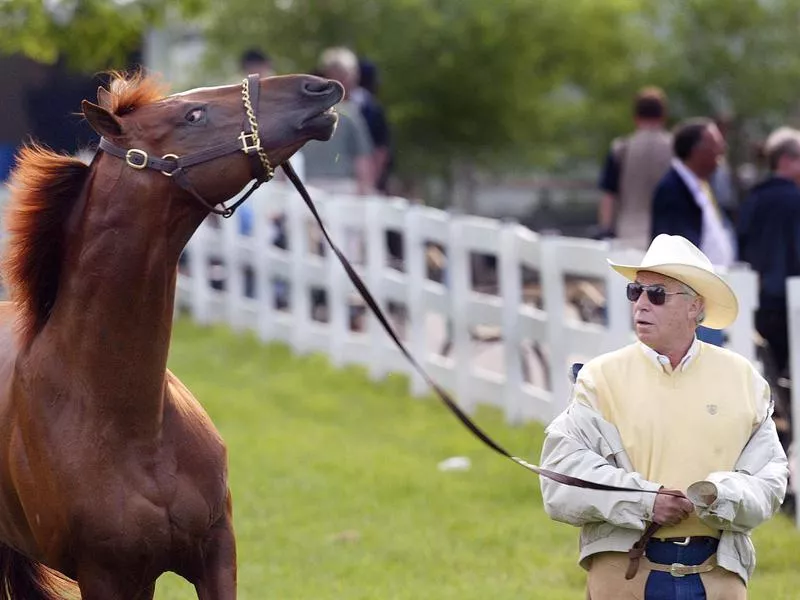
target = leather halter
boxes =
[97,74,274,218]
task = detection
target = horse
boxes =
[0,70,343,599]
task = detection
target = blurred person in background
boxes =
[737,127,800,377]
[351,58,393,195]
[651,118,735,347]
[302,46,374,196]
[596,87,673,249]
[239,48,275,78]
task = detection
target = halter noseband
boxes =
[97,74,274,218]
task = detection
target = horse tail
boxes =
[0,543,79,600]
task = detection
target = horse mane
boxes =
[2,146,90,345]
[104,70,168,115]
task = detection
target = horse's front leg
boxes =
[194,495,237,600]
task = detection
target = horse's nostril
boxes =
[302,79,335,95]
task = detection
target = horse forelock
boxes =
[106,70,169,116]
[2,145,90,346]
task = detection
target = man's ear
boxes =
[82,100,123,138]
[689,296,705,324]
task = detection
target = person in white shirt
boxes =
[651,118,736,346]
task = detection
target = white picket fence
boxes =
[0,180,797,524]
[174,182,762,425]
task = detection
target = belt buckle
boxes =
[672,536,691,546]
[669,562,687,577]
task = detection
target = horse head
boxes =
[81,71,344,216]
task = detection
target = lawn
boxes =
[155,318,800,599]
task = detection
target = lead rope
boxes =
[279,162,676,512]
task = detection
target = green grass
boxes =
[155,317,800,599]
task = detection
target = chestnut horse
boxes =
[0,71,343,599]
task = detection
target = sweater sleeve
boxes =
[686,374,789,532]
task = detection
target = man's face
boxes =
[780,150,800,184]
[692,125,726,179]
[631,271,702,353]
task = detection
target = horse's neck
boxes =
[39,173,202,434]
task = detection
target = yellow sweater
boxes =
[579,342,762,538]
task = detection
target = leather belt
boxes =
[640,554,717,578]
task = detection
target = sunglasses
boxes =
[626,282,691,306]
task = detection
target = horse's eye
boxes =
[185,108,205,123]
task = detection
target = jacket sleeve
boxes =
[650,180,674,241]
[539,372,662,530]
[687,377,789,533]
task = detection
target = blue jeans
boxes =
[644,537,718,599]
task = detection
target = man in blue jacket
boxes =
[651,118,735,346]
[738,127,800,375]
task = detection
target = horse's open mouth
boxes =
[301,107,339,140]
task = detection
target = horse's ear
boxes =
[82,100,123,138]
[97,86,112,110]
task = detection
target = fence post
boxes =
[366,199,388,381]
[540,236,568,419]
[189,219,211,325]
[405,206,428,397]
[253,190,276,343]
[220,214,244,331]
[725,267,758,364]
[288,191,313,355]
[500,224,524,423]
[327,198,348,369]
[787,277,800,529]
[449,217,474,413]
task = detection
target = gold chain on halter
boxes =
[240,77,274,180]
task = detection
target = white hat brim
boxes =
[606,259,738,330]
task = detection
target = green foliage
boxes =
[5,0,800,178]
[645,0,800,163]
[151,318,800,598]
[203,0,653,176]
[0,0,207,70]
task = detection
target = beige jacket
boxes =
[539,397,788,583]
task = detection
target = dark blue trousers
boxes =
[644,537,718,599]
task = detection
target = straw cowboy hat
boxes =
[607,234,738,330]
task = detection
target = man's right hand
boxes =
[653,489,695,526]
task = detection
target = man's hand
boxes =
[653,489,695,526]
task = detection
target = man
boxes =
[738,127,800,376]
[302,46,374,196]
[351,58,393,194]
[540,234,788,599]
[651,118,736,346]
[596,87,673,249]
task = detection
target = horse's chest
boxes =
[61,471,220,573]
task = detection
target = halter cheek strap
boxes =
[97,74,274,218]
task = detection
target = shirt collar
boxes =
[638,337,700,374]
[672,158,704,196]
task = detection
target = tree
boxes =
[0,0,206,70]
[645,0,800,167]
[201,0,653,192]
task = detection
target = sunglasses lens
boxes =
[626,283,642,302]
[647,287,667,305]
[627,283,668,305]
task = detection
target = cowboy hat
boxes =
[606,234,738,329]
